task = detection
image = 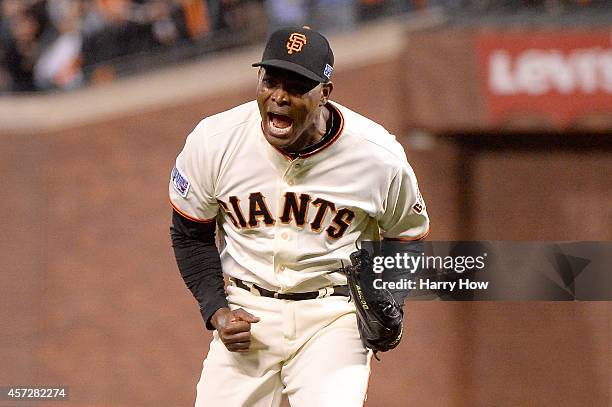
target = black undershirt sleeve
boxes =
[170,210,228,330]
[381,240,425,308]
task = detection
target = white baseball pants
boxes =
[194,285,373,407]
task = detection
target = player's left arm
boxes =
[377,160,430,305]
[379,160,429,241]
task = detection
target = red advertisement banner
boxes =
[476,31,612,127]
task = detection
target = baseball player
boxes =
[169,26,429,406]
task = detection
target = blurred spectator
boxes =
[221,0,267,36]
[312,0,356,33]
[1,0,610,94]
[182,0,209,38]
[356,0,390,22]
[1,0,50,92]
[264,0,308,31]
[35,0,84,90]
[205,0,224,32]
[81,0,194,77]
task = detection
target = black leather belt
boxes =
[231,278,349,300]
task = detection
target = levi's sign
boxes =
[476,31,612,126]
[489,46,612,95]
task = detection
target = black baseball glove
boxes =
[343,248,404,358]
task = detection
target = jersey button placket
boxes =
[275,162,292,287]
[284,159,302,186]
[275,231,290,275]
[276,160,302,285]
[273,167,288,286]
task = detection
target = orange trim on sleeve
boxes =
[169,196,216,224]
[384,226,430,242]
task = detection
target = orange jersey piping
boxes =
[384,226,430,242]
[169,196,216,224]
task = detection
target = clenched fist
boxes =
[210,307,260,352]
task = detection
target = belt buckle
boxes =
[230,278,263,297]
[317,287,333,299]
[250,284,261,296]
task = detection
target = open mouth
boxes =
[268,113,294,136]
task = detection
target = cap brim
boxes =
[252,59,328,83]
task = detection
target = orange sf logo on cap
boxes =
[286,33,307,54]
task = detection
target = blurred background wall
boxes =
[1,1,610,406]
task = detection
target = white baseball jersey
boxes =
[169,100,429,293]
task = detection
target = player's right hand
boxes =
[210,307,260,353]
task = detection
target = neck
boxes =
[284,105,331,153]
[306,105,331,146]
[316,104,331,137]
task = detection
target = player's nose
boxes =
[270,87,290,105]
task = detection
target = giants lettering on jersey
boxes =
[218,192,355,239]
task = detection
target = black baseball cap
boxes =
[252,26,334,83]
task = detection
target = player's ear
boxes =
[320,82,333,106]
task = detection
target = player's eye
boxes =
[286,80,317,95]
[262,78,277,88]
[291,83,312,95]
